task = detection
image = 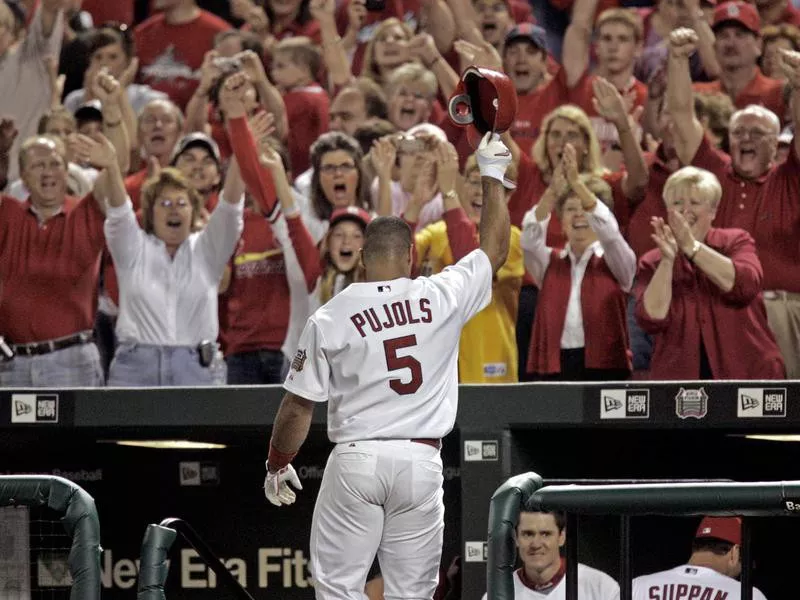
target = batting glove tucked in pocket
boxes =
[264,463,303,506]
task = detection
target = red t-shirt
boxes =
[134,10,232,110]
[283,84,331,176]
[219,213,319,355]
[510,69,569,156]
[0,195,105,343]
[82,0,135,25]
[693,69,787,124]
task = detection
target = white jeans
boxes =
[310,439,444,600]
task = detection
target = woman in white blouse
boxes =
[104,74,249,387]
[520,143,636,381]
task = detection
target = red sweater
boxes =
[634,228,785,380]
[528,248,631,375]
[219,117,321,356]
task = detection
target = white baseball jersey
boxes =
[632,565,768,600]
[284,248,493,443]
[481,565,620,600]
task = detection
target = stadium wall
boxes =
[1,382,799,600]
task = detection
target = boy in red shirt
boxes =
[134,0,231,110]
[270,36,330,177]
[562,1,648,154]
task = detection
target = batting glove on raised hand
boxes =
[476,132,515,189]
[264,463,303,507]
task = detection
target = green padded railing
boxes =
[486,474,800,600]
[0,475,102,600]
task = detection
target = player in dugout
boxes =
[481,510,619,600]
[632,517,767,600]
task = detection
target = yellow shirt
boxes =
[415,222,523,383]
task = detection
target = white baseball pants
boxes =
[309,439,445,600]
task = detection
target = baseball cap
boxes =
[170,132,222,166]
[74,100,103,124]
[695,516,742,545]
[504,23,548,52]
[712,2,760,35]
[329,206,371,230]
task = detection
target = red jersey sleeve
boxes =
[443,207,478,261]
[226,116,279,221]
[286,215,323,292]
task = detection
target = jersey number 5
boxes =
[383,335,423,395]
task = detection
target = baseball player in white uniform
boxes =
[262,132,514,600]
[482,511,619,600]
[632,517,768,600]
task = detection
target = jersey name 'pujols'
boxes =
[349,298,433,338]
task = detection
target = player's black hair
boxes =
[691,538,735,556]
[518,510,567,532]
[362,216,412,265]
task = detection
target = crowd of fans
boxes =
[0,0,798,388]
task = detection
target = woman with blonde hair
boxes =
[360,18,416,86]
[521,143,635,380]
[506,102,645,380]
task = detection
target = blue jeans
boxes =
[108,343,215,387]
[226,350,288,385]
[627,295,653,371]
[0,343,104,388]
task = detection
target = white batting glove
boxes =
[264,462,303,507]
[476,132,514,188]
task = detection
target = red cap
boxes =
[695,516,742,545]
[712,2,760,34]
[329,206,371,229]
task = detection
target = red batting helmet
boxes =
[448,67,518,142]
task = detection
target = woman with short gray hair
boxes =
[634,166,785,380]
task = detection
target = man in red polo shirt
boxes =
[0,134,120,387]
[134,0,231,110]
[562,0,648,152]
[669,27,800,377]
[693,1,787,122]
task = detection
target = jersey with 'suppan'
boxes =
[632,565,768,600]
[283,249,493,443]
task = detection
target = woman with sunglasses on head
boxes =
[103,74,250,387]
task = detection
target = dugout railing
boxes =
[0,475,102,600]
[137,517,255,600]
[487,475,800,600]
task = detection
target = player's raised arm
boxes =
[476,133,512,273]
